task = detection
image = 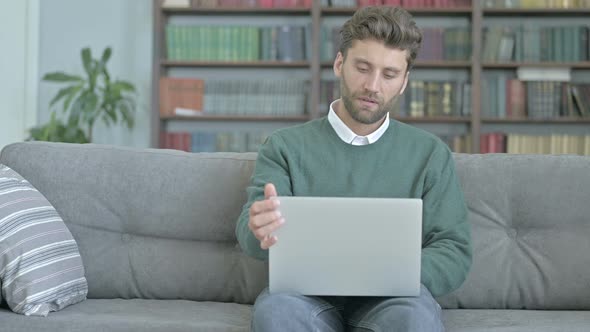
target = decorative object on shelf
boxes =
[29,47,136,143]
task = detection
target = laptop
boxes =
[269,196,422,297]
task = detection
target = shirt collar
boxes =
[327,99,390,146]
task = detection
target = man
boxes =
[236,5,471,332]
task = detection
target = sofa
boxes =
[0,141,589,332]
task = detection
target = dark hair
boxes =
[339,6,423,70]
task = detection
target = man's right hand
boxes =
[248,183,285,250]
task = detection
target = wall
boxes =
[38,0,153,147]
[0,0,38,151]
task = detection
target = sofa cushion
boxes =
[438,154,590,310]
[0,164,87,316]
[0,142,267,304]
[0,299,251,332]
[442,309,590,332]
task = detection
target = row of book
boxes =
[160,131,269,152]
[320,26,471,62]
[481,133,590,155]
[319,80,472,117]
[399,81,472,117]
[166,24,474,63]
[482,25,590,63]
[483,0,590,8]
[200,0,311,7]
[171,0,473,8]
[322,0,472,7]
[159,77,308,117]
[166,25,308,62]
[161,130,590,155]
[481,76,590,119]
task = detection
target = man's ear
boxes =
[333,52,344,78]
[400,71,410,95]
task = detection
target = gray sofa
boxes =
[0,141,589,332]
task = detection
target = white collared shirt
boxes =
[327,99,390,146]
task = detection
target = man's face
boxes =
[333,39,409,125]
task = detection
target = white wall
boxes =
[0,0,38,151]
[38,0,153,147]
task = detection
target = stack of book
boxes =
[160,77,308,117]
[166,24,309,62]
[482,25,590,63]
[321,26,471,62]
[481,68,589,119]
[480,133,590,155]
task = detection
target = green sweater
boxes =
[235,117,471,297]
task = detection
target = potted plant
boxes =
[29,47,137,143]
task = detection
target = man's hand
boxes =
[248,183,285,249]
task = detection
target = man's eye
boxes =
[384,75,396,79]
[357,67,368,73]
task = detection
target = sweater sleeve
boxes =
[235,133,293,260]
[420,145,472,297]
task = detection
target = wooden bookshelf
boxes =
[152,0,590,153]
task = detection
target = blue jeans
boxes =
[251,284,444,332]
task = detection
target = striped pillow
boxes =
[0,164,87,316]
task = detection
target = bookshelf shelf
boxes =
[162,7,311,15]
[320,60,472,68]
[483,62,590,69]
[482,118,590,124]
[161,115,311,122]
[483,8,590,16]
[161,60,311,68]
[394,116,471,123]
[321,7,473,16]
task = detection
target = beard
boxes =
[339,72,401,125]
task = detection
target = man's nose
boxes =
[363,73,379,93]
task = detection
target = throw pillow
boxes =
[0,164,88,316]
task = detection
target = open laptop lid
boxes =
[269,196,422,297]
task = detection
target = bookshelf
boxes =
[152,0,590,154]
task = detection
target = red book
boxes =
[159,77,205,117]
[480,134,489,154]
[258,0,273,8]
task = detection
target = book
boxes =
[162,0,190,8]
[159,77,205,117]
[517,67,572,82]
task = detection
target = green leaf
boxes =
[100,47,112,65]
[81,48,92,78]
[69,94,85,122]
[119,101,134,129]
[43,72,84,82]
[113,80,136,92]
[80,92,99,123]
[63,84,84,112]
[49,85,78,108]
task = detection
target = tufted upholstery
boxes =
[438,153,590,310]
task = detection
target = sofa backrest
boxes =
[438,153,590,310]
[0,142,266,304]
[2,143,590,309]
